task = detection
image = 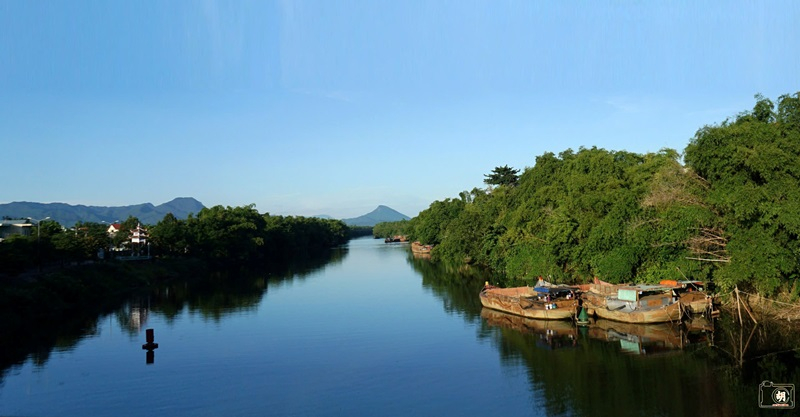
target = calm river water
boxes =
[1,237,797,416]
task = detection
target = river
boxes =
[0,237,797,416]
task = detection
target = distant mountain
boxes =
[0,197,205,226]
[342,205,410,227]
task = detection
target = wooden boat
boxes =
[479,281,579,320]
[582,284,683,324]
[410,241,433,254]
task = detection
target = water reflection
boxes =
[481,306,710,358]
[481,308,578,350]
[587,319,686,355]
[0,247,347,384]
[116,299,151,333]
[412,254,799,417]
[478,309,726,416]
[407,253,490,320]
[3,241,799,417]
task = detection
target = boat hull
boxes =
[480,287,576,320]
[587,299,682,324]
[410,241,432,254]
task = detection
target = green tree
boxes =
[186,205,266,261]
[72,222,112,261]
[484,165,520,187]
[149,213,187,255]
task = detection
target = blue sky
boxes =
[1,1,798,219]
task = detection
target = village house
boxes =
[106,223,122,235]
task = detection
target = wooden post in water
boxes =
[142,328,158,365]
[142,328,159,350]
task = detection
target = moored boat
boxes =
[582,284,683,324]
[480,281,579,320]
[410,241,433,254]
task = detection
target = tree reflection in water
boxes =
[0,247,347,384]
[409,253,800,417]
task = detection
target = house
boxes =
[0,219,33,242]
[107,223,122,235]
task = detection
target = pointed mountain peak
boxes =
[343,205,410,227]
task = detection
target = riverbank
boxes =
[716,288,800,324]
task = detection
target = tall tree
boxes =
[484,165,520,187]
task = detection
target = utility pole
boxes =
[29,217,50,272]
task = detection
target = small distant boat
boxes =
[480,280,579,321]
[384,235,408,243]
[582,284,683,324]
[410,241,433,254]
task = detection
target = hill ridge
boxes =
[0,197,205,226]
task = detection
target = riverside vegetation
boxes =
[377,93,800,304]
[0,205,350,343]
[1,204,349,273]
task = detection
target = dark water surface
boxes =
[1,237,797,416]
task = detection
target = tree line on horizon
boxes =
[0,204,350,274]
[376,92,800,298]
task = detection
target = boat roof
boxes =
[619,285,672,292]
[534,285,576,294]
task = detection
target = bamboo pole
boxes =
[740,294,758,325]
[739,325,744,367]
[742,324,758,360]
[735,288,743,326]
[676,266,688,280]
[734,286,758,325]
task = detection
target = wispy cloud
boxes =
[604,96,644,113]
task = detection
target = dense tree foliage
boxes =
[408,93,800,297]
[153,205,349,263]
[348,225,374,238]
[684,92,800,295]
[372,220,410,239]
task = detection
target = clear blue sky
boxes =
[1,1,798,219]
